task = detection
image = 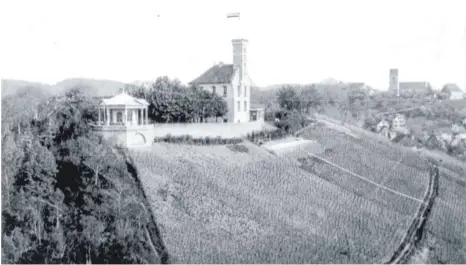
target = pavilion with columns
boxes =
[97,91,150,126]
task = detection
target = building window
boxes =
[244,101,247,111]
[244,85,247,96]
[212,86,216,94]
[223,86,227,97]
[116,112,123,123]
[237,85,241,97]
[237,101,241,112]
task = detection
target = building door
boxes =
[251,112,257,121]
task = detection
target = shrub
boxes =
[226,144,249,153]
[153,134,243,146]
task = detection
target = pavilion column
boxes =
[124,106,127,126]
[98,108,101,125]
[145,107,148,125]
[138,108,141,125]
[106,107,110,126]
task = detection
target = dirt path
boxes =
[383,162,439,264]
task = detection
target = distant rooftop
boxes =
[442,83,463,93]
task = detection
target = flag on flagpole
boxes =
[226,12,240,18]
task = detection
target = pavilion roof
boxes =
[99,92,149,107]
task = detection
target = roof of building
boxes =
[348,82,366,89]
[189,63,237,85]
[399,82,431,91]
[441,83,463,93]
[250,103,265,110]
[100,92,149,106]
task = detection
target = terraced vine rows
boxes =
[418,165,466,263]
[131,141,423,263]
[297,124,435,262]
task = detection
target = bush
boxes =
[246,128,290,145]
[226,144,249,153]
[153,134,243,145]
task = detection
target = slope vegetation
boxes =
[299,120,466,264]
[130,136,431,263]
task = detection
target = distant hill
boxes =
[1,78,128,99]
[54,78,127,97]
[1,79,54,98]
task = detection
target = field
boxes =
[130,136,430,263]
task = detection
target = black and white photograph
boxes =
[1,0,466,264]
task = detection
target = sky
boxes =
[1,0,466,90]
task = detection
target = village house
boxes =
[391,113,409,134]
[190,39,257,123]
[441,83,464,100]
[375,118,390,133]
[347,82,376,96]
[426,134,447,151]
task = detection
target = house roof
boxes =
[100,92,149,106]
[250,103,265,109]
[399,82,431,91]
[189,63,237,85]
[348,83,365,89]
[442,83,463,93]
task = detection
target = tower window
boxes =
[223,86,227,97]
[212,86,216,94]
[237,101,241,111]
[237,85,241,97]
[244,85,247,96]
[244,101,247,112]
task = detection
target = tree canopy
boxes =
[2,87,167,264]
[126,76,228,123]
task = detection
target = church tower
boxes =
[389,68,400,97]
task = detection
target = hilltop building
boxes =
[389,69,433,97]
[190,39,257,123]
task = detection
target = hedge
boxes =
[153,134,243,145]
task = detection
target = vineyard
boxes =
[130,138,429,263]
[418,163,466,263]
[298,123,430,200]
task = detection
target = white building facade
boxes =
[190,39,252,123]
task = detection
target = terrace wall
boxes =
[94,121,275,147]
